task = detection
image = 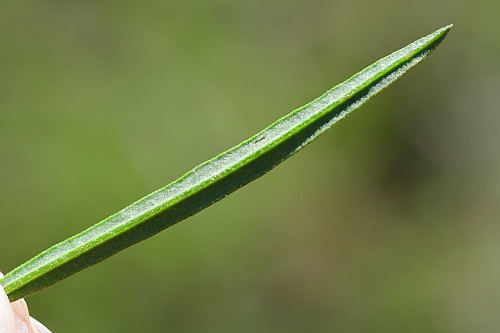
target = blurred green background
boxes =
[1,1,499,332]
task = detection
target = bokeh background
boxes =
[1,1,499,332]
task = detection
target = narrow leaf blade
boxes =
[1,25,452,301]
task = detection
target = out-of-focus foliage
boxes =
[0,1,498,332]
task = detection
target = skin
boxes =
[0,272,51,333]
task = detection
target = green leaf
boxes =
[0,25,452,302]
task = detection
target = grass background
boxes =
[1,1,499,332]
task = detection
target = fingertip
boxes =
[0,282,17,332]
